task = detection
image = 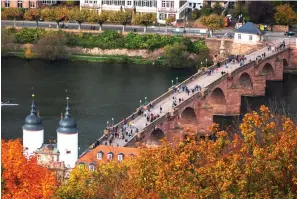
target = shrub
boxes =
[14,28,45,43]
[1,29,16,53]
[33,32,69,61]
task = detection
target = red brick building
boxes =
[1,0,57,8]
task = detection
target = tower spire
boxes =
[65,89,71,118]
[31,87,37,115]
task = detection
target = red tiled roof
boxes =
[77,145,139,165]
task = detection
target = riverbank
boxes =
[3,51,165,65]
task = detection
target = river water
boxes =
[2,57,297,151]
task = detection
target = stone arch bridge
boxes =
[97,46,296,147]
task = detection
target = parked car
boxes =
[172,27,186,34]
[226,14,232,21]
[284,31,295,36]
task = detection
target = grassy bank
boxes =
[3,51,165,65]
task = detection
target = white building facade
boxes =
[187,0,203,10]
[234,22,263,45]
[80,0,188,23]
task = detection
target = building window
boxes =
[51,156,54,161]
[107,152,113,160]
[18,0,22,8]
[130,153,135,157]
[84,0,89,3]
[93,0,97,4]
[4,0,10,7]
[238,34,241,40]
[66,150,71,154]
[162,0,165,7]
[170,1,174,8]
[127,1,131,5]
[97,151,103,160]
[249,35,252,41]
[159,13,166,20]
[78,163,86,169]
[118,153,124,161]
[89,164,95,171]
[29,1,35,7]
[37,155,41,160]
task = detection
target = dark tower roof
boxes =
[22,93,44,131]
[56,95,78,134]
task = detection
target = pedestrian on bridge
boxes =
[160,106,162,113]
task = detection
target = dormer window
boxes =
[97,151,103,160]
[118,153,124,161]
[130,153,135,157]
[89,163,95,171]
[107,152,113,160]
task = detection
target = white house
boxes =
[80,0,188,23]
[187,0,203,10]
[234,22,264,45]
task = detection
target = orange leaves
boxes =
[57,106,297,198]
[1,139,57,199]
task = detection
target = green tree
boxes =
[233,2,249,21]
[133,13,156,33]
[163,43,190,68]
[274,4,297,26]
[69,8,89,30]
[191,8,200,20]
[200,6,213,16]
[165,16,175,33]
[212,2,223,15]
[199,14,224,36]
[23,9,41,27]
[3,8,23,27]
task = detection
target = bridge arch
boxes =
[262,63,274,79]
[180,107,198,125]
[147,128,165,145]
[208,87,227,115]
[239,72,253,89]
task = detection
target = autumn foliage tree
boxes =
[274,3,297,26]
[1,139,57,199]
[199,14,224,36]
[56,105,297,198]
[68,8,89,30]
[3,8,23,27]
[133,13,156,33]
[41,7,68,28]
[88,11,109,31]
[23,9,41,27]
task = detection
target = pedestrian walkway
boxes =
[98,40,288,147]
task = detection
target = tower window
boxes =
[66,150,71,154]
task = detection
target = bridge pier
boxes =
[195,100,213,134]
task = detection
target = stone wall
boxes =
[273,25,289,32]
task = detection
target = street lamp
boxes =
[205,59,208,67]
[140,100,142,107]
[107,121,109,127]
[145,97,147,104]
[171,80,173,87]
[112,118,114,126]
[176,77,178,84]
[201,62,203,68]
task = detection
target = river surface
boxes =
[2,57,297,151]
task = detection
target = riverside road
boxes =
[1,20,292,39]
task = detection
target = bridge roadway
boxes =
[98,39,284,147]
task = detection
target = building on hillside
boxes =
[234,22,264,45]
[203,0,236,8]
[77,145,139,171]
[1,0,57,8]
[22,92,79,179]
[80,0,188,23]
[187,0,203,10]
